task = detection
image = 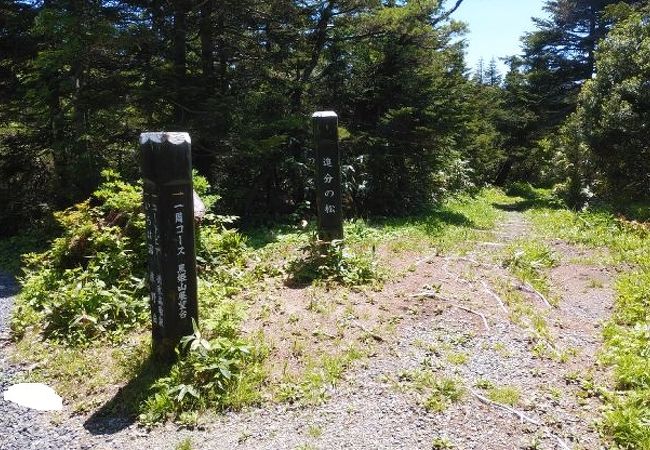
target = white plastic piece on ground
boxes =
[3,383,63,411]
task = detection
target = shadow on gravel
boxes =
[83,356,170,435]
[0,273,19,298]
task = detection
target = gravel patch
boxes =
[0,273,90,450]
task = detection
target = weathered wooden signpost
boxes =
[140,132,199,362]
[312,111,344,241]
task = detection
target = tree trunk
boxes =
[173,1,188,125]
[200,0,215,90]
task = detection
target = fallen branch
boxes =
[409,291,489,331]
[470,389,541,426]
[454,305,490,331]
[312,329,337,339]
[353,321,384,342]
[519,282,553,308]
[546,431,572,450]
[480,280,509,314]
[409,290,451,301]
[472,389,572,448]
[445,256,501,270]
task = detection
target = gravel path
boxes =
[0,273,90,450]
[1,209,616,449]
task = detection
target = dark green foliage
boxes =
[139,321,256,426]
[496,0,642,186]
[553,4,650,203]
[11,171,147,344]
[577,5,650,199]
[0,0,501,231]
[288,236,383,287]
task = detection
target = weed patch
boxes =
[503,239,557,298]
[9,171,265,424]
[287,236,384,287]
[398,370,465,412]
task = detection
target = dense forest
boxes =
[1,0,648,234]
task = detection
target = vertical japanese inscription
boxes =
[144,193,164,327]
[312,111,344,241]
[140,132,199,361]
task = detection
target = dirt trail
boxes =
[55,210,613,450]
[1,209,616,449]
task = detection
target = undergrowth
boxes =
[287,236,384,287]
[11,170,148,344]
[8,170,264,424]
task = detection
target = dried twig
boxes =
[312,329,337,339]
[454,305,490,331]
[409,290,451,301]
[415,252,439,266]
[470,389,541,426]
[409,291,489,331]
[480,280,509,314]
[353,321,384,342]
[519,282,553,308]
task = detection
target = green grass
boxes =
[275,346,365,405]
[246,188,507,271]
[398,369,465,412]
[486,385,521,406]
[175,438,193,450]
[517,188,650,450]
[502,239,557,299]
[445,351,469,365]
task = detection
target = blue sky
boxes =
[452,0,548,75]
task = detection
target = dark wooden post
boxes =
[140,132,199,362]
[312,111,344,241]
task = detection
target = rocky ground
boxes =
[0,210,615,449]
[0,273,91,449]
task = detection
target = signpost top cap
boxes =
[312,111,338,118]
[140,132,191,145]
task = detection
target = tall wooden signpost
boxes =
[312,111,344,241]
[140,132,199,362]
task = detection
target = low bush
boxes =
[11,170,147,344]
[139,321,256,426]
[287,235,384,287]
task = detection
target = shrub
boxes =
[287,235,383,286]
[11,171,147,344]
[139,321,255,425]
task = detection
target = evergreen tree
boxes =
[485,58,502,86]
[472,57,485,84]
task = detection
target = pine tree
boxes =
[485,58,501,86]
[472,58,485,84]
